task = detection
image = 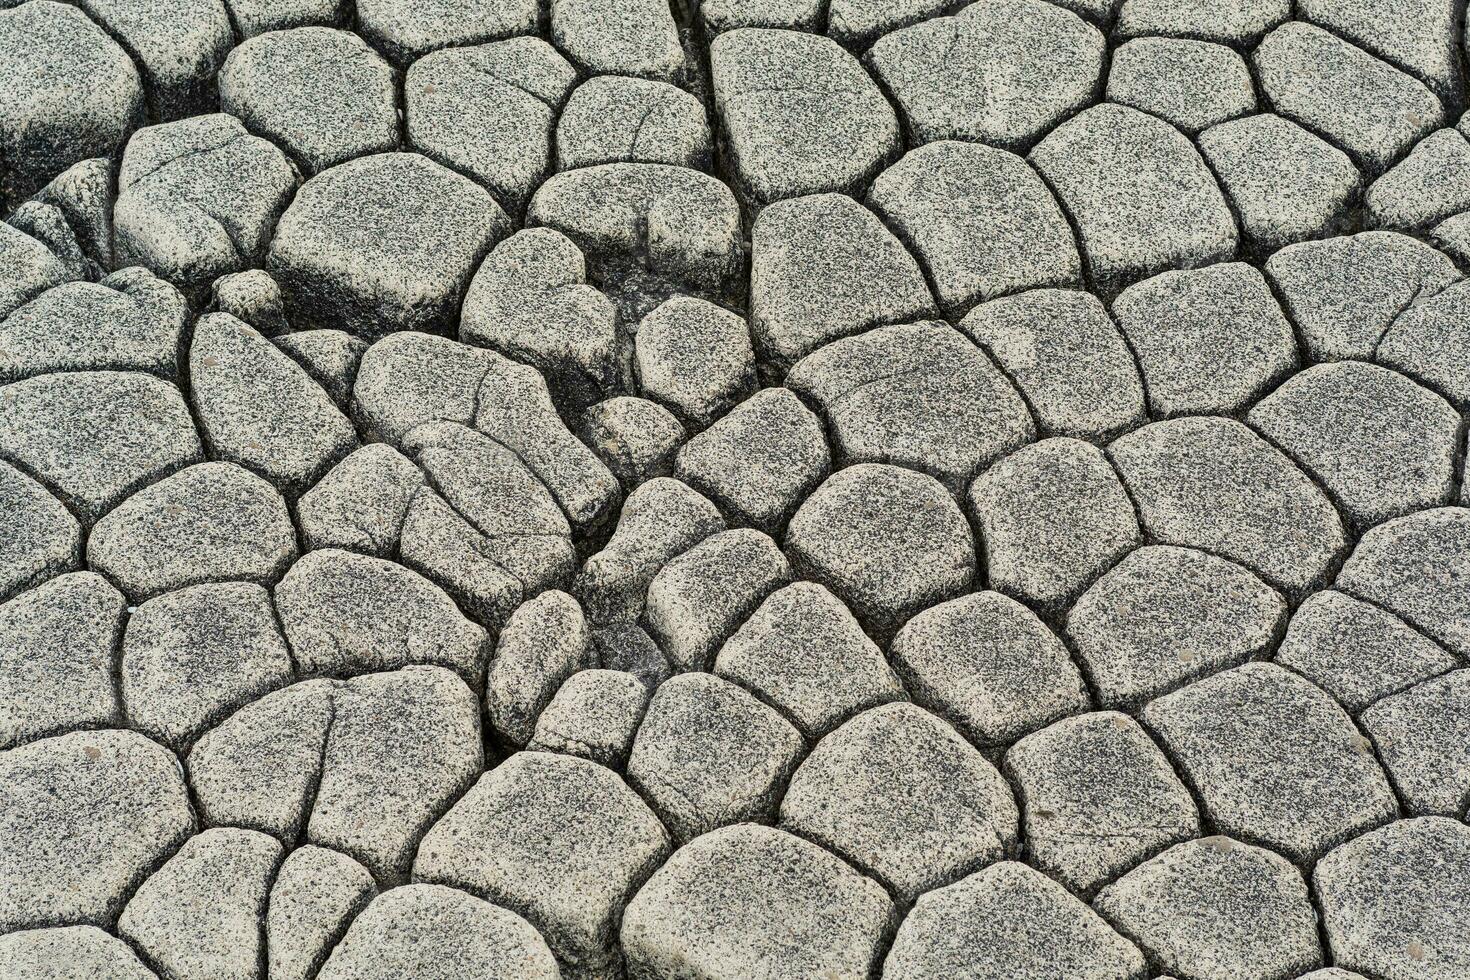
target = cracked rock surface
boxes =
[3,1,1470,977]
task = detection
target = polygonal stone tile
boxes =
[273,329,367,408]
[1367,127,1470,230]
[527,669,648,769]
[1376,279,1470,408]
[0,224,75,320]
[1115,0,1289,43]
[355,0,537,65]
[1361,670,1470,817]
[266,845,378,980]
[556,76,710,170]
[634,295,755,429]
[296,443,426,557]
[1107,38,1255,135]
[551,0,688,82]
[1142,662,1399,863]
[0,926,156,980]
[1298,0,1462,108]
[578,398,685,493]
[0,461,79,602]
[74,0,233,121]
[485,590,594,747]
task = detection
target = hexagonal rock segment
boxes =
[117,827,283,980]
[1093,837,1323,980]
[1066,546,1286,711]
[318,884,558,980]
[268,152,511,339]
[87,461,298,601]
[1336,507,1470,658]
[714,581,904,740]
[73,0,233,122]
[1143,662,1399,863]
[1031,104,1238,295]
[556,76,710,171]
[627,672,804,842]
[0,729,193,932]
[190,312,358,494]
[866,141,1081,318]
[634,295,756,429]
[1314,818,1470,980]
[1367,128,1470,231]
[1111,262,1299,419]
[750,193,936,371]
[0,370,202,524]
[0,572,123,750]
[218,27,400,176]
[405,39,576,215]
[1109,416,1347,596]
[890,592,1089,750]
[884,862,1148,980]
[781,703,1018,902]
[962,288,1145,441]
[1361,670,1470,817]
[786,463,974,640]
[0,1,142,209]
[1114,0,1289,44]
[1247,362,1459,529]
[1198,114,1362,256]
[266,845,377,980]
[113,114,298,294]
[787,321,1033,492]
[0,926,156,980]
[969,438,1140,614]
[1376,279,1470,408]
[414,751,671,976]
[0,461,80,603]
[1254,22,1443,176]
[621,824,894,980]
[1264,231,1460,363]
[709,28,899,207]
[1004,712,1199,896]
[867,0,1104,151]
[551,0,688,83]
[355,0,538,66]
[485,589,594,747]
[1107,38,1255,137]
[120,581,293,751]
[1276,590,1458,714]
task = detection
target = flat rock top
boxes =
[2,1,1469,976]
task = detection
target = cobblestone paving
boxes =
[2,1,1470,978]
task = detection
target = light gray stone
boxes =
[621,824,894,980]
[577,396,685,487]
[1005,712,1199,896]
[781,702,1018,902]
[0,370,202,523]
[884,862,1148,980]
[87,462,297,601]
[273,329,367,407]
[1367,127,1470,230]
[557,76,710,170]
[318,884,558,980]
[1115,0,1289,42]
[697,0,821,33]
[1298,0,1462,108]
[266,845,377,980]
[486,590,594,747]
[1336,507,1470,658]
[0,1,142,209]
[356,0,538,65]
[867,0,1105,150]
[710,28,899,206]
[351,332,499,443]
[891,592,1089,749]
[191,312,357,494]
[1362,670,1470,817]
[297,443,425,556]
[0,572,123,750]
[1112,262,1298,417]
[867,141,1081,318]
[1094,837,1322,980]
[826,0,950,48]
[26,156,116,269]
[219,27,399,175]
[1276,590,1457,714]
[1254,22,1443,175]
[0,461,79,602]
[1029,103,1239,295]
[643,528,789,671]
[268,152,510,338]
[227,0,347,37]
[276,548,489,683]
[1068,546,1286,711]
[634,295,755,429]
[0,729,194,931]
[575,477,724,625]
[1143,662,1399,863]
[208,268,289,336]
[748,193,936,371]
[970,438,1140,613]
[118,827,283,980]
[405,39,576,213]
[788,321,1035,491]
[1314,817,1470,980]
[1265,230,1460,363]
[527,668,648,768]
[963,288,1145,440]
[714,581,904,740]
[414,751,672,976]
[1110,416,1347,596]
[0,223,74,320]
[113,114,299,293]
[1108,38,1255,135]
[786,463,974,639]
[0,926,156,980]
[8,199,93,282]
[551,0,687,82]
[1377,279,1470,408]
[1248,361,1459,528]
[74,0,232,121]
[628,672,804,841]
